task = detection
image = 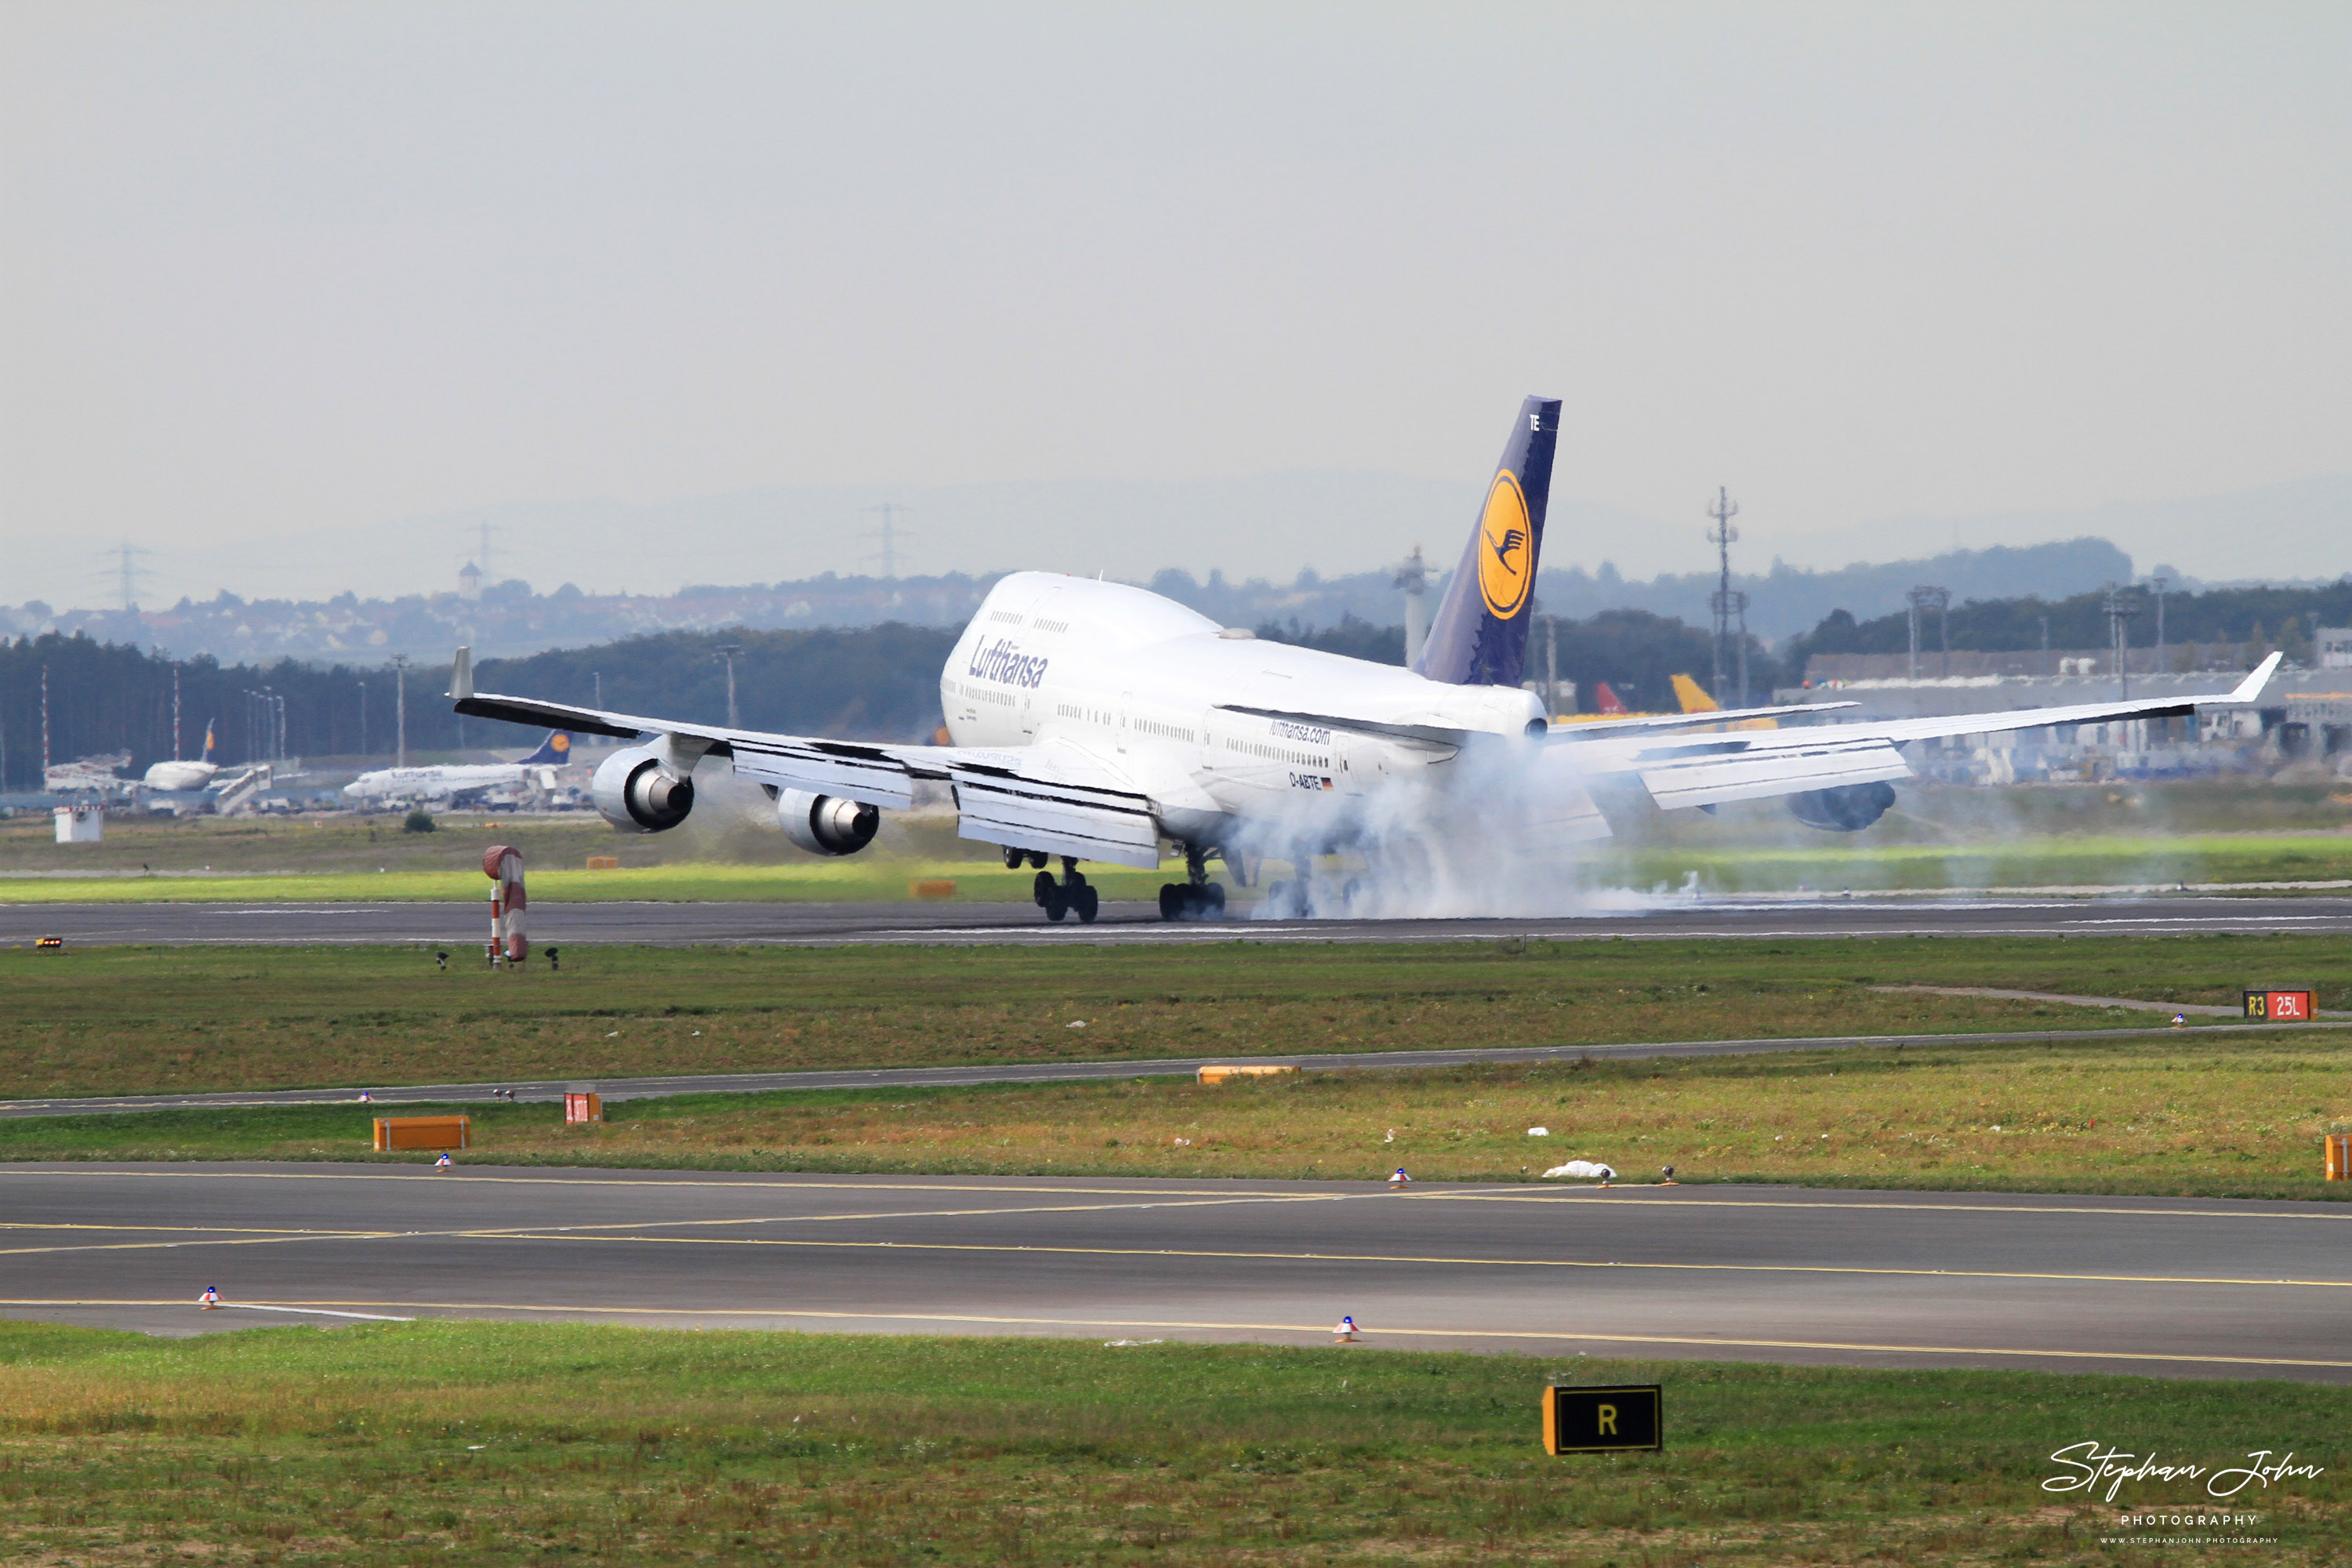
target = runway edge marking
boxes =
[9,1299,2341,1372]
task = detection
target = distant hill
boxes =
[1,537,2154,662]
[1780,474,2352,588]
[1531,539,2136,641]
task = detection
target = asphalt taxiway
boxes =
[5,1163,2347,1382]
[7,893,2352,947]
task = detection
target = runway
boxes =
[5,1163,2347,1382]
[8,893,2352,947]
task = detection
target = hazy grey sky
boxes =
[4,2,2347,605]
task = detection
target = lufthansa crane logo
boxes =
[551,735,571,754]
[1476,470,1534,619]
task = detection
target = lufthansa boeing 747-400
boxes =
[445,398,2278,921]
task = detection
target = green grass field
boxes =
[6,939,2348,1200]
[2,1320,2342,1564]
[8,935,2347,1102]
[10,1032,2350,1200]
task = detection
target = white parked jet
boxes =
[143,720,220,793]
[448,397,2280,921]
[342,731,576,806]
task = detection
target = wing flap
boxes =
[729,742,919,811]
[1639,738,1913,811]
[950,764,1163,868]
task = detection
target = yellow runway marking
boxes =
[1409,1192,2352,1221]
[0,1233,401,1258]
[9,1207,2342,1291]
[6,1298,2345,1372]
[4,1167,2343,1223]
[0,1223,369,1236]
[456,1228,2352,1291]
[0,1195,1345,1254]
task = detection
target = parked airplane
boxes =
[142,720,219,792]
[342,731,576,806]
[446,397,2279,921]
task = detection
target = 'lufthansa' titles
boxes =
[970,637,1050,689]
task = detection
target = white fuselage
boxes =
[343,763,550,804]
[142,759,218,792]
[939,572,1544,851]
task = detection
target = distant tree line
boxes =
[10,571,2345,788]
[1780,577,2352,673]
[0,626,959,788]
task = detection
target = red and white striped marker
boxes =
[482,844,527,965]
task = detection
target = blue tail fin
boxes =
[521,731,575,765]
[1410,396,1560,687]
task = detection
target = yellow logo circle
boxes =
[1475,471,1534,619]
[552,735,571,753]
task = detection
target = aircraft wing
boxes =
[448,648,1164,862]
[1607,655,2282,811]
[1544,699,1857,739]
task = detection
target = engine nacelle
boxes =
[777,788,880,856]
[1787,780,1896,833]
[592,746,696,833]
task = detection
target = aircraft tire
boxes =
[1074,885,1100,923]
[1033,870,1057,908]
[1203,883,1226,915]
[1157,884,1183,921]
[1044,890,1071,922]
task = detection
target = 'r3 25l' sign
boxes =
[2244,989,2315,1021]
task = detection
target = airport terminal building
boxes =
[1784,644,2352,783]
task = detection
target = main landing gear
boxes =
[1157,846,1227,922]
[1022,853,1098,924]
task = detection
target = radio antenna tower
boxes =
[1906,586,1951,680]
[95,541,153,612]
[1705,488,1747,706]
[459,522,503,586]
[860,503,915,580]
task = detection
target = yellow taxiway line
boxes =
[5,1166,2347,1224]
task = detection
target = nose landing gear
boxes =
[1032,856,1099,923]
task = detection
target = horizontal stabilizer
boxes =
[1639,737,1912,811]
[1547,700,1857,741]
[456,692,643,742]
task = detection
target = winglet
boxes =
[2226,652,2282,704]
[449,646,474,701]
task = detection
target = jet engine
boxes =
[592,746,696,833]
[776,788,880,856]
[1787,780,1896,833]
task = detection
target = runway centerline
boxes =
[5,1163,2346,1381]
